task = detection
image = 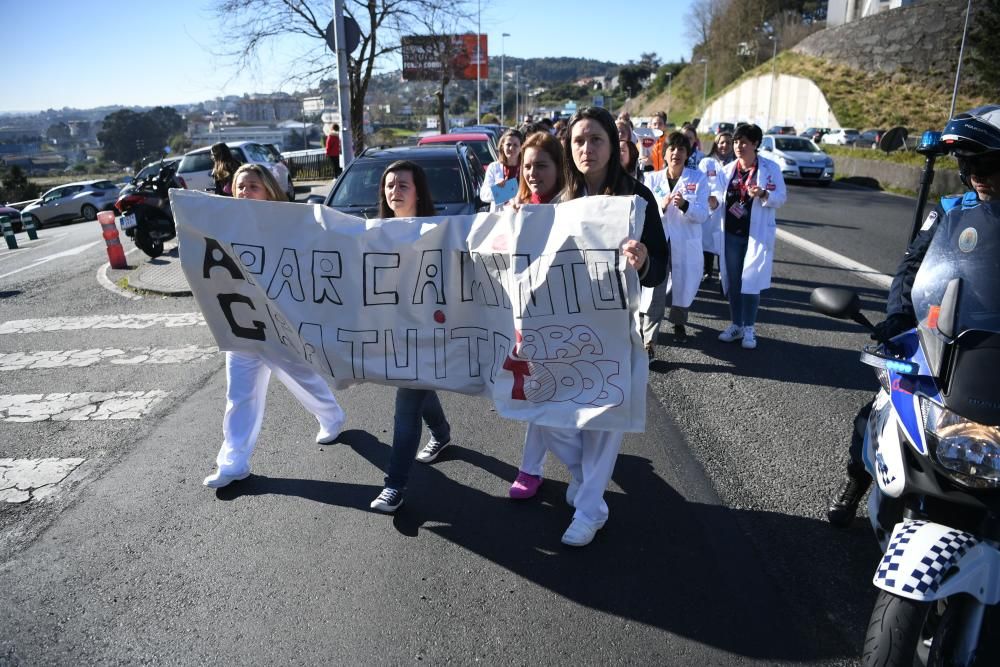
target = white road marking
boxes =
[0,345,219,371]
[0,231,70,258]
[0,240,103,279]
[0,391,168,422]
[0,312,206,334]
[1,457,86,503]
[776,228,893,290]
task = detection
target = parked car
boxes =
[175,141,294,200]
[766,125,797,136]
[418,132,498,171]
[708,121,736,135]
[759,134,835,186]
[315,144,487,219]
[20,180,119,228]
[821,128,861,146]
[858,129,885,149]
[449,124,503,143]
[799,127,830,143]
[0,204,22,231]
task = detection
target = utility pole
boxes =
[666,71,673,121]
[700,58,709,117]
[766,34,778,129]
[333,0,354,165]
[501,32,509,124]
[515,66,521,123]
[476,0,481,124]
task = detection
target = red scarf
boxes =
[502,164,518,180]
[529,191,555,204]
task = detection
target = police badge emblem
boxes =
[959,226,978,253]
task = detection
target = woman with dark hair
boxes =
[516,107,666,547]
[699,131,735,281]
[620,136,640,179]
[641,131,709,349]
[480,129,524,211]
[210,143,241,196]
[717,124,787,350]
[370,161,454,512]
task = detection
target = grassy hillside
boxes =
[632,51,988,132]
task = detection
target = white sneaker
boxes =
[415,438,451,463]
[316,420,344,445]
[560,517,605,547]
[718,324,743,342]
[203,469,250,489]
[741,326,758,349]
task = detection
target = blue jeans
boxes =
[386,388,451,490]
[723,232,760,327]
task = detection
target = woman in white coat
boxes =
[641,131,709,350]
[203,164,346,489]
[717,124,787,350]
[698,131,734,281]
[479,129,523,211]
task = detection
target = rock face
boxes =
[793,0,975,84]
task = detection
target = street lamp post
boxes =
[700,58,709,118]
[501,32,509,124]
[515,66,521,123]
[476,0,481,125]
[766,34,778,129]
[666,71,674,120]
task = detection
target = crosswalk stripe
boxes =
[0,313,206,334]
[0,345,219,371]
[0,391,168,422]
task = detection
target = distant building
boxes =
[236,94,302,123]
[189,125,287,150]
[827,0,918,27]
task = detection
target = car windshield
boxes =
[90,180,116,190]
[775,138,820,152]
[330,159,468,207]
[178,153,214,173]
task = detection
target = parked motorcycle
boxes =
[115,160,180,258]
[811,213,1000,665]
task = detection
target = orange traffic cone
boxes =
[97,211,128,269]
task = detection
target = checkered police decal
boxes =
[875,520,976,597]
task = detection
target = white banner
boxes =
[171,190,648,432]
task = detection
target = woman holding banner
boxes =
[506,132,567,501]
[517,107,667,547]
[203,164,346,489]
[370,160,455,513]
[479,129,524,211]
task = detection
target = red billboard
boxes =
[401,34,488,81]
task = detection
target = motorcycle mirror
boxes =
[810,287,876,331]
[879,127,908,153]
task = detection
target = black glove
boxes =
[871,313,915,343]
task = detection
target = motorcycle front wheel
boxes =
[863,590,933,667]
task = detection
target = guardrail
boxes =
[283,152,337,182]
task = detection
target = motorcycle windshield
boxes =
[911,200,1000,339]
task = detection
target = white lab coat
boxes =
[479,161,515,212]
[643,166,710,309]
[718,155,787,295]
[698,155,729,255]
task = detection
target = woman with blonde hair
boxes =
[479,129,524,211]
[203,162,346,488]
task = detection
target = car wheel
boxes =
[22,214,42,230]
[80,204,98,221]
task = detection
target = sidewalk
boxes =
[103,181,331,297]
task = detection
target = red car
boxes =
[417,132,497,170]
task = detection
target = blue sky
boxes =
[2,0,694,113]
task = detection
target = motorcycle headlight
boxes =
[922,397,1000,488]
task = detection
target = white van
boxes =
[176,141,294,200]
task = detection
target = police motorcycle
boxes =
[812,115,1000,666]
[114,159,180,258]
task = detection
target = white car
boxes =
[175,141,294,200]
[760,135,835,186]
[20,180,120,227]
[821,128,861,146]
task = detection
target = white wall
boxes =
[701,74,841,131]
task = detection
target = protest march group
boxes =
[174,106,787,548]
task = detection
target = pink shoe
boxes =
[509,471,543,499]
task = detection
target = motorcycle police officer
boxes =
[827,104,1000,526]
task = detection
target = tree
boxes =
[98,110,156,166]
[617,64,653,97]
[214,0,472,153]
[46,123,71,144]
[0,166,41,203]
[450,94,470,115]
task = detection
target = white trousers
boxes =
[518,435,548,477]
[524,424,624,526]
[216,351,345,475]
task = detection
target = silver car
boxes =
[175,141,294,201]
[21,180,119,227]
[760,135,835,186]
